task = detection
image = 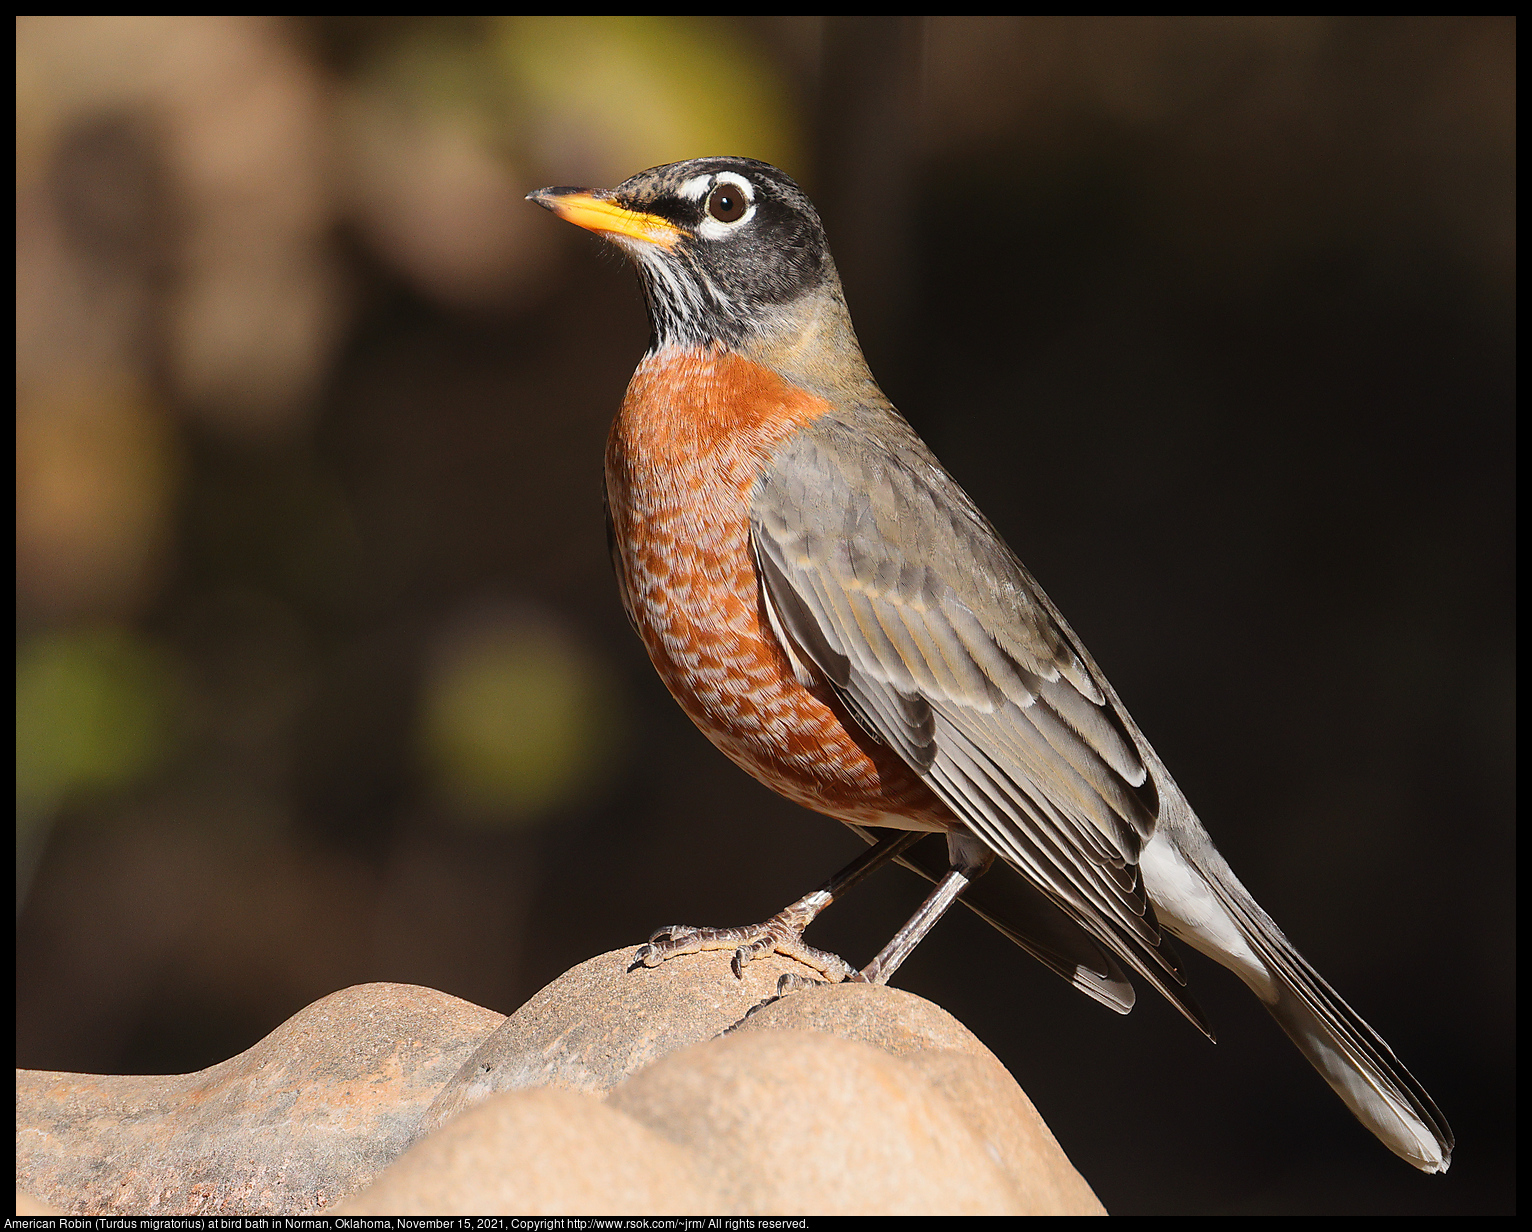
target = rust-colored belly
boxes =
[605,347,950,830]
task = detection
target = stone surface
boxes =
[413,943,819,1141]
[338,1087,724,1215]
[606,1028,1031,1214]
[733,981,1105,1215]
[17,946,1105,1216]
[15,983,503,1215]
[16,1189,61,1215]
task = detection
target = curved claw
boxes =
[636,925,708,967]
[776,972,829,996]
[731,933,781,977]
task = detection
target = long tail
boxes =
[1260,953,1452,1172]
[1143,833,1453,1172]
[1210,868,1453,1172]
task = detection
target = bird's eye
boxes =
[707,182,748,224]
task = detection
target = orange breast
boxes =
[605,346,951,831]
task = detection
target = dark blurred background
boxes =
[15,17,1512,1214]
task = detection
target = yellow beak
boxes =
[526,188,683,250]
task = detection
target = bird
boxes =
[526,156,1452,1173]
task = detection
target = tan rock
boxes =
[16,947,1105,1216]
[607,1028,1028,1215]
[414,943,818,1139]
[15,1189,62,1215]
[733,981,1105,1214]
[339,1087,723,1214]
[15,982,502,1215]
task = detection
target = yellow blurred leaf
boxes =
[498,16,802,186]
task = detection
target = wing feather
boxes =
[750,408,1209,1031]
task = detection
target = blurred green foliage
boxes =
[16,626,181,829]
[418,616,625,828]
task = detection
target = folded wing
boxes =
[751,406,1209,1033]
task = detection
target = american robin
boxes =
[527,157,1452,1173]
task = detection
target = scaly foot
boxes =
[633,892,857,982]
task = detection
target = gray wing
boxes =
[751,407,1208,1033]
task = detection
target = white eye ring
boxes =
[697,172,756,240]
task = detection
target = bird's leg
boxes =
[852,869,972,986]
[853,833,996,986]
[634,830,926,981]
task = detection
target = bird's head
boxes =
[528,157,853,365]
